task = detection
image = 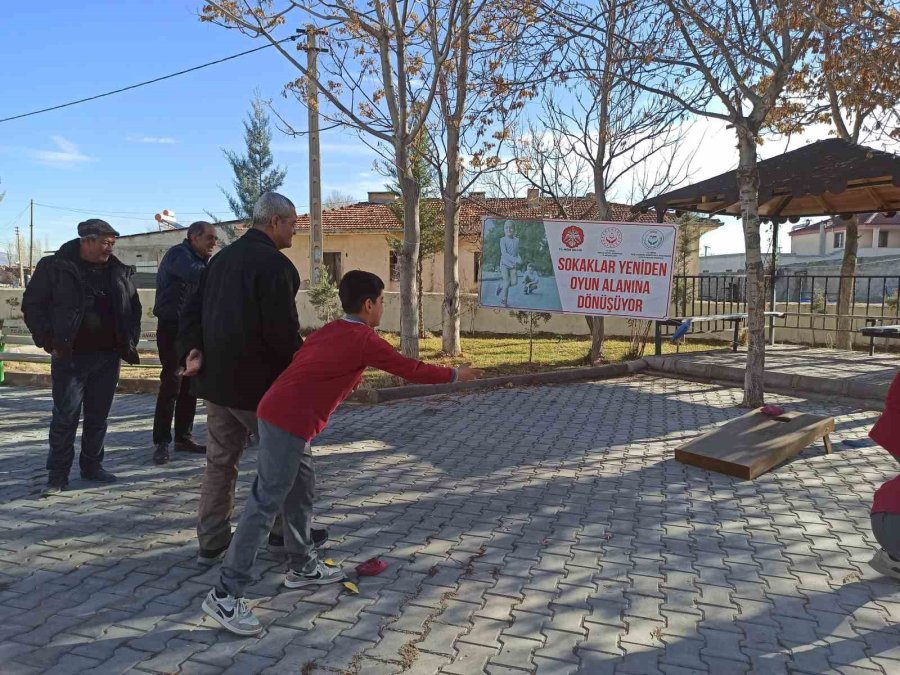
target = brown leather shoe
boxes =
[174,438,206,454]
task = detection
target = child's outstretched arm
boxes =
[363,333,482,384]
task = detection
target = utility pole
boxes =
[307,25,323,286]
[28,199,34,277]
[14,226,24,287]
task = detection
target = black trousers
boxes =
[152,322,196,445]
[48,351,120,477]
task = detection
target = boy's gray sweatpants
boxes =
[219,419,318,598]
[872,512,900,560]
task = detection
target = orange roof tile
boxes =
[295,197,682,236]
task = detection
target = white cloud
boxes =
[127,135,177,144]
[28,136,95,167]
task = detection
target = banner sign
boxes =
[478,218,678,320]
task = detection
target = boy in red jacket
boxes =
[203,270,482,635]
[869,371,900,580]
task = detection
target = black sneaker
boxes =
[80,467,117,483]
[153,443,170,465]
[42,476,68,496]
[268,528,328,550]
[175,438,206,454]
[198,538,231,565]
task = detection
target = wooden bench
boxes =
[675,409,835,479]
[860,324,900,356]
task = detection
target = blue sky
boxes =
[0,1,864,259]
[0,1,384,251]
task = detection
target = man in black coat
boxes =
[178,192,302,563]
[23,219,142,495]
[151,221,217,465]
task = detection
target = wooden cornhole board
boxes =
[675,409,835,479]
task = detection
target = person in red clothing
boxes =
[870,370,900,460]
[869,370,900,580]
[202,270,482,635]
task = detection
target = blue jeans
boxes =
[48,351,121,478]
[219,419,316,597]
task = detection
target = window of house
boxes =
[833,232,845,249]
[323,252,342,283]
[389,251,400,281]
[879,230,890,248]
[474,252,481,283]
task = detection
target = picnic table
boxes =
[860,323,900,356]
[654,311,786,355]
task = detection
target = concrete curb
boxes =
[346,359,649,404]
[643,353,889,408]
[1,359,650,403]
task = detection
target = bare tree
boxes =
[638,0,828,406]
[423,0,524,356]
[323,189,357,209]
[785,3,900,349]
[538,0,695,363]
[201,0,479,357]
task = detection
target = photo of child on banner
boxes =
[478,217,678,319]
[480,219,562,311]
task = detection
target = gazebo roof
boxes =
[633,138,900,222]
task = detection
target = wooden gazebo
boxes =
[634,138,900,222]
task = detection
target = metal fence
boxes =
[665,273,900,343]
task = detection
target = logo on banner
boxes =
[642,229,664,250]
[561,225,585,249]
[600,227,623,249]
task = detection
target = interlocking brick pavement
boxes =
[1,374,899,673]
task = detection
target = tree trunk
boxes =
[585,316,606,363]
[398,160,421,358]
[835,215,858,350]
[585,175,612,364]
[736,127,765,407]
[418,255,425,339]
[442,131,462,356]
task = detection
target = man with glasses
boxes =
[23,219,142,495]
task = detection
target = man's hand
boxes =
[456,364,483,382]
[181,349,203,377]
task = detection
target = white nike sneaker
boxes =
[201,588,262,636]
[283,558,346,588]
[868,549,900,581]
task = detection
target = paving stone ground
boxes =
[1,375,899,674]
[668,345,899,392]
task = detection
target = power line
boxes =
[26,202,311,228]
[1,203,31,231]
[33,203,235,219]
[0,36,299,124]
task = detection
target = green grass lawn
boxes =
[361,333,726,388]
[5,332,726,390]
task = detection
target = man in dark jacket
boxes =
[178,192,302,563]
[151,221,217,465]
[23,219,142,495]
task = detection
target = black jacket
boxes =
[22,239,142,364]
[177,228,302,411]
[153,238,207,325]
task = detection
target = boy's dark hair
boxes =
[339,270,385,313]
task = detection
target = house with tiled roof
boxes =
[789,212,900,257]
[288,190,719,291]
